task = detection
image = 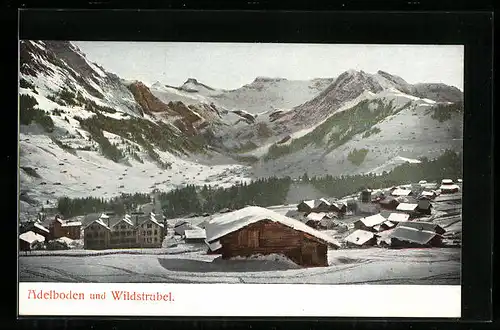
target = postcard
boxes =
[18,41,463,317]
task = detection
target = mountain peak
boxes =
[184,78,199,85]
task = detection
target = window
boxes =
[121,225,126,230]
[127,231,131,236]
[93,232,98,238]
[154,238,157,242]
[147,223,152,228]
[147,230,152,236]
[154,230,157,235]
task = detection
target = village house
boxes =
[49,216,82,240]
[387,212,411,223]
[359,189,372,203]
[184,228,207,244]
[416,199,433,215]
[378,196,400,210]
[419,190,437,200]
[204,206,341,267]
[397,221,446,235]
[353,213,387,232]
[296,200,318,213]
[389,226,443,248]
[439,179,461,194]
[303,212,328,230]
[110,215,137,248]
[173,220,194,236]
[83,216,111,250]
[373,220,396,232]
[136,213,165,248]
[344,229,378,247]
[391,188,413,197]
[21,221,50,241]
[19,231,45,252]
[395,203,419,217]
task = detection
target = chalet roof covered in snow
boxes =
[184,229,207,240]
[397,221,446,235]
[388,213,410,222]
[391,188,413,196]
[345,229,375,245]
[396,203,419,212]
[420,191,436,197]
[139,214,164,228]
[390,227,440,245]
[440,184,460,191]
[100,213,109,219]
[19,231,45,244]
[205,206,340,247]
[299,200,316,209]
[61,221,82,227]
[306,212,327,221]
[441,179,454,184]
[85,218,110,230]
[356,213,387,227]
[113,217,134,228]
[33,222,50,233]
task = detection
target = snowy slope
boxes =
[251,89,463,178]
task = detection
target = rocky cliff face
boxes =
[127,81,173,116]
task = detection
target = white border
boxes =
[19,283,461,317]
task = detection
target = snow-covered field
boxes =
[19,131,252,205]
[19,247,460,284]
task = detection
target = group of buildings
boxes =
[19,216,82,251]
[83,212,166,249]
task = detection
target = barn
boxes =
[204,206,340,267]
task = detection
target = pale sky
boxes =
[73,42,464,91]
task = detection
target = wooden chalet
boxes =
[353,213,387,232]
[389,226,443,248]
[83,216,111,250]
[22,222,50,241]
[19,231,45,252]
[204,206,340,267]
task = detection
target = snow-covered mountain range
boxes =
[19,40,463,214]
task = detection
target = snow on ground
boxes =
[19,130,253,205]
[19,247,460,284]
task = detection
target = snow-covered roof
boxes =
[205,206,340,247]
[388,213,410,222]
[174,220,189,228]
[421,191,436,197]
[113,217,134,228]
[300,200,316,209]
[85,219,110,230]
[55,236,74,244]
[345,229,375,245]
[383,221,395,228]
[396,203,418,211]
[356,213,387,227]
[306,212,326,221]
[34,223,49,233]
[139,215,164,228]
[62,221,82,227]
[440,184,460,191]
[100,213,109,219]
[457,179,463,183]
[184,229,207,240]
[418,180,428,184]
[441,179,453,184]
[318,198,331,206]
[390,227,439,245]
[391,188,413,196]
[19,231,45,244]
